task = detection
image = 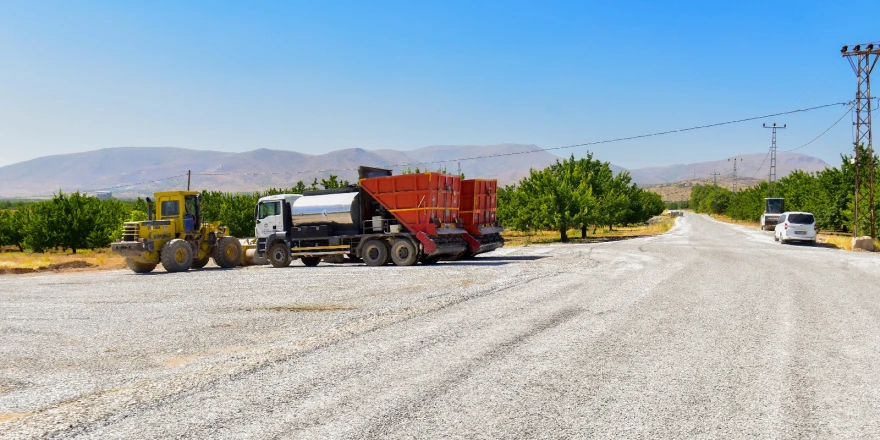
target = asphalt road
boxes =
[2,214,879,439]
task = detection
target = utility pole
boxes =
[842,42,879,238]
[710,168,721,214]
[187,170,191,191]
[728,158,742,194]
[763,123,786,197]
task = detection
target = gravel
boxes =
[1,214,879,439]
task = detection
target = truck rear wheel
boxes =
[362,239,390,266]
[161,239,193,273]
[126,258,157,273]
[268,242,291,268]
[301,256,321,267]
[391,239,418,266]
[213,236,242,269]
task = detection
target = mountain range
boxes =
[0,145,831,198]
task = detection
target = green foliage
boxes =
[497,153,664,240]
[690,145,879,234]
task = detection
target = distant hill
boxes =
[0,145,833,199]
[646,176,763,202]
[0,144,560,198]
[628,152,831,185]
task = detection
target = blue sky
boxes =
[0,0,875,169]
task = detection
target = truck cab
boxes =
[254,194,302,239]
[760,197,785,231]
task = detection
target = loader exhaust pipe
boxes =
[146,197,154,221]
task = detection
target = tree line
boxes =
[0,176,349,253]
[689,145,879,234]
[497,153,666,242]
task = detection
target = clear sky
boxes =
[0,0,876,169]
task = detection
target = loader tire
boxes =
[361,239,390,266]
[268,242,291,268]
[191,255,210,269]
[125,258,157,274]
[161,239,193,273]
[213,236,242,269]
[301,256,321,267]
[390,239,418,266]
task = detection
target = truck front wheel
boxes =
[362,239,390,266]
[268,242,291,268]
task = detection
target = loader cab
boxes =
[255,194,301,238]
[154,191,202,233]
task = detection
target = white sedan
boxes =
[774,211,817,245]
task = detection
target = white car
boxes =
[774,211,817,245]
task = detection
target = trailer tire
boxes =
[126,258,157,274]
[362,239,390,266]
[161,239,193,273]
[390,239,418,266]
[213,236,242,269]
[268,242,291,268]
[191,255,210,269]
[301,256,321,267]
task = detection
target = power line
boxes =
[196,102,849,177]
[783,105,853,152]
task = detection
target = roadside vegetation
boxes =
[497,153,666,242]
[502,215,674,247]
[689,144,879,236]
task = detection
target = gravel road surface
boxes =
[2,214,879,439]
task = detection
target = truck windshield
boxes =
[259,201,281,219]
[787,213,814,224]
[765,199,784,214]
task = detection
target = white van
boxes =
[774,211,817,245]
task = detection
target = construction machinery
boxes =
[760,197,785,231]
[255,167,504,267]
[112,191,242,273]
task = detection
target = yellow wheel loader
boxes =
[111,191,242,273]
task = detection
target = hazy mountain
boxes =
[0,146,831,199]
[0,145,560,198]
[627,152,831,185]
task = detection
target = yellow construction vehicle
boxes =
[111,191,242,273]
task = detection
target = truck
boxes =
[760,197,785,231]
[255,167,503,267]
[112,191,242,273]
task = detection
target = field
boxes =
[501,215,675,247]
[0,248,125,274]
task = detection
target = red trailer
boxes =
[256,167,469,267]
[458,179,504,256]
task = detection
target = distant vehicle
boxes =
[774,211,817,245]
[760,197,785,230]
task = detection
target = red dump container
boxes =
[360,172,461,236]
[460,179,498,235]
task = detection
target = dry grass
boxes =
[0,248,125,274]
[502,215,675,247]
[709,214,760,228]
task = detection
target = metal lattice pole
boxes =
[763,123,786,198]
[729,158,741,194]
[842,42,879,238]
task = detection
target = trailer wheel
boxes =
[126,258,157,274]
[301,256,321,267]
[213,236,242,269]
[362,239,390,266]
[268,242,291,268]
[390,239,418,266]
[161,239,193,273]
